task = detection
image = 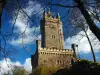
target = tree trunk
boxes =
[74,0,100,41]
[0,0,5,28]
[83,28,96,62]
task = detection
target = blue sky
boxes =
[1,0,100,74]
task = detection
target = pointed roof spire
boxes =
[48,8,52,17]
[57,13,60,21]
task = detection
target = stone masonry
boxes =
[31,9,74,70]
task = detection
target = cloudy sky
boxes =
[0,0,100,74]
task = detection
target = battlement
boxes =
[36,40,73,55]
[37,47,74,56]
[39,47,73,52]
[45,17,62,23]
[43,8,61,23]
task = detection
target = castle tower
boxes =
[31,9,74,70]
[40,9,64,49]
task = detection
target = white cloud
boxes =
[0,58,32,75]
[23,58,32,72]
[25,1,43,16]
[10,0,42,45]
[64,28,100,53]
[0,58,13,75]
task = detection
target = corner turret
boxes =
[48,8,52,17]
[57,13,60,21]
[36,40,41,49]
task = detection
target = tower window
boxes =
[44,60,46,63]
[52,35,55,38]
[57,60,59,64]
[57,60,62,64]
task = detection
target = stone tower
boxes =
[40,9,64,49]
[31,9,74,69]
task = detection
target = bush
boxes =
[12,67,28,75]
[32,66,59,75]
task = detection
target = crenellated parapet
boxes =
[37,47,74,56]
[43,8,62,23]
[36,40,73,55]
[39,47,73,52]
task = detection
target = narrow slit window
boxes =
[52,35,55,38]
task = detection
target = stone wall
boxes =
[31,47,74,69]
[31,10,75,70]
[40,10,64,49]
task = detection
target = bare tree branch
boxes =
[48,2,78,8]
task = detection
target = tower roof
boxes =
[43,8,61,22]
[57,13,60,21]
[48,8,52,17]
